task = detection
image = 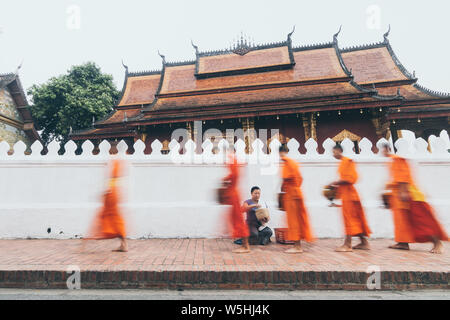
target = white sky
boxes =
[1,0,449,94]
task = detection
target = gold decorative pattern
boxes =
[332,129,362,142]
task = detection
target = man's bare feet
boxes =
[430,241,443,254]
[388,243,409,250]
[335,245,352,252]
[233,247,250,254]
[285,247,303,254]
[353,238,370,250]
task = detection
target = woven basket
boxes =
[274,228,294,244]
[322,185,337,201]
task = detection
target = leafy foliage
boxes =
[28,62,120,144]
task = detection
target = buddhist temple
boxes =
[0,70,40,149]
[71,27,450,153]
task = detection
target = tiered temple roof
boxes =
[72,27,450,140]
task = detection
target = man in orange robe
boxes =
[223,150,250,253]
[331,144,371,252]
[279,145,314,253]
[381,143,447,254]
[85,158,128,252]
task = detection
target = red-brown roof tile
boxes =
[118,74,161,106]
[152,82,363,111]
[342,46,408,84]
[160,48,348,95]
[99,108,142,125]
[377,84,439,100]
[197,46,291,75]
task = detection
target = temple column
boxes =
[310,113,317,141]
[186,121,193,140]
[371,115,390,139]
[302,113,317,141]
[242,117,256,153]
[140,132,147,143]
[302,114,311,141]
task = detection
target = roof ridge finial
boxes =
[121,59,129,73]
[333,25,342,43]
[383,24,391,42]
[157,50,166,64]
[15,59,24,75]
[287,25,296,43]
[190,39,199,55]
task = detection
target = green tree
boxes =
[28,62,120,144]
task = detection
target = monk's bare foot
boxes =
[388,243,409,250]
[285,247,303,254]
[113,243,128,252]
[233,247,250,254]
[353,242,370,250]
[430,241,443,254]
[335,245,352,252]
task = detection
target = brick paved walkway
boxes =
[0,239,448,290]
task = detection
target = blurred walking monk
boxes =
[381,143,447,254]
[85,158,128,252]
[223,149,250,253]
[279,145,314,253]
[331,144,371,252]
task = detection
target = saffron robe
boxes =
[87,159,126,239]
[224,154,249,239]
[337,157,371,237]
[387,155,448,243]
[281,156,314,242]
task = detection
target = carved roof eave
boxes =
[123,99,404,126]
[0,73,17,88]
[413,83,450,98]
[197,40,289,58]
[69,124,137,138]
[387,105,450,114]
[292,42,334,52]
[92,108,119,125]
[131,90,401,119]
[2,74,29,107]
[0,72,41,142]
[383,39,417,81]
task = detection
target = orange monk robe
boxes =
[87,159,126,239]
[336,157,371,237]
[388,155,448,243]
[223,154,249,239]
[281,156,314,242]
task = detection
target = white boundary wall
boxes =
[0,133,449,239]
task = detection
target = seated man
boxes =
[240,186,273,245]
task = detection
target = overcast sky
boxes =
[1,0,449,94]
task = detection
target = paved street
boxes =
[0,238,448,272]
[0,288,449,300]
[0,239,447,290]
